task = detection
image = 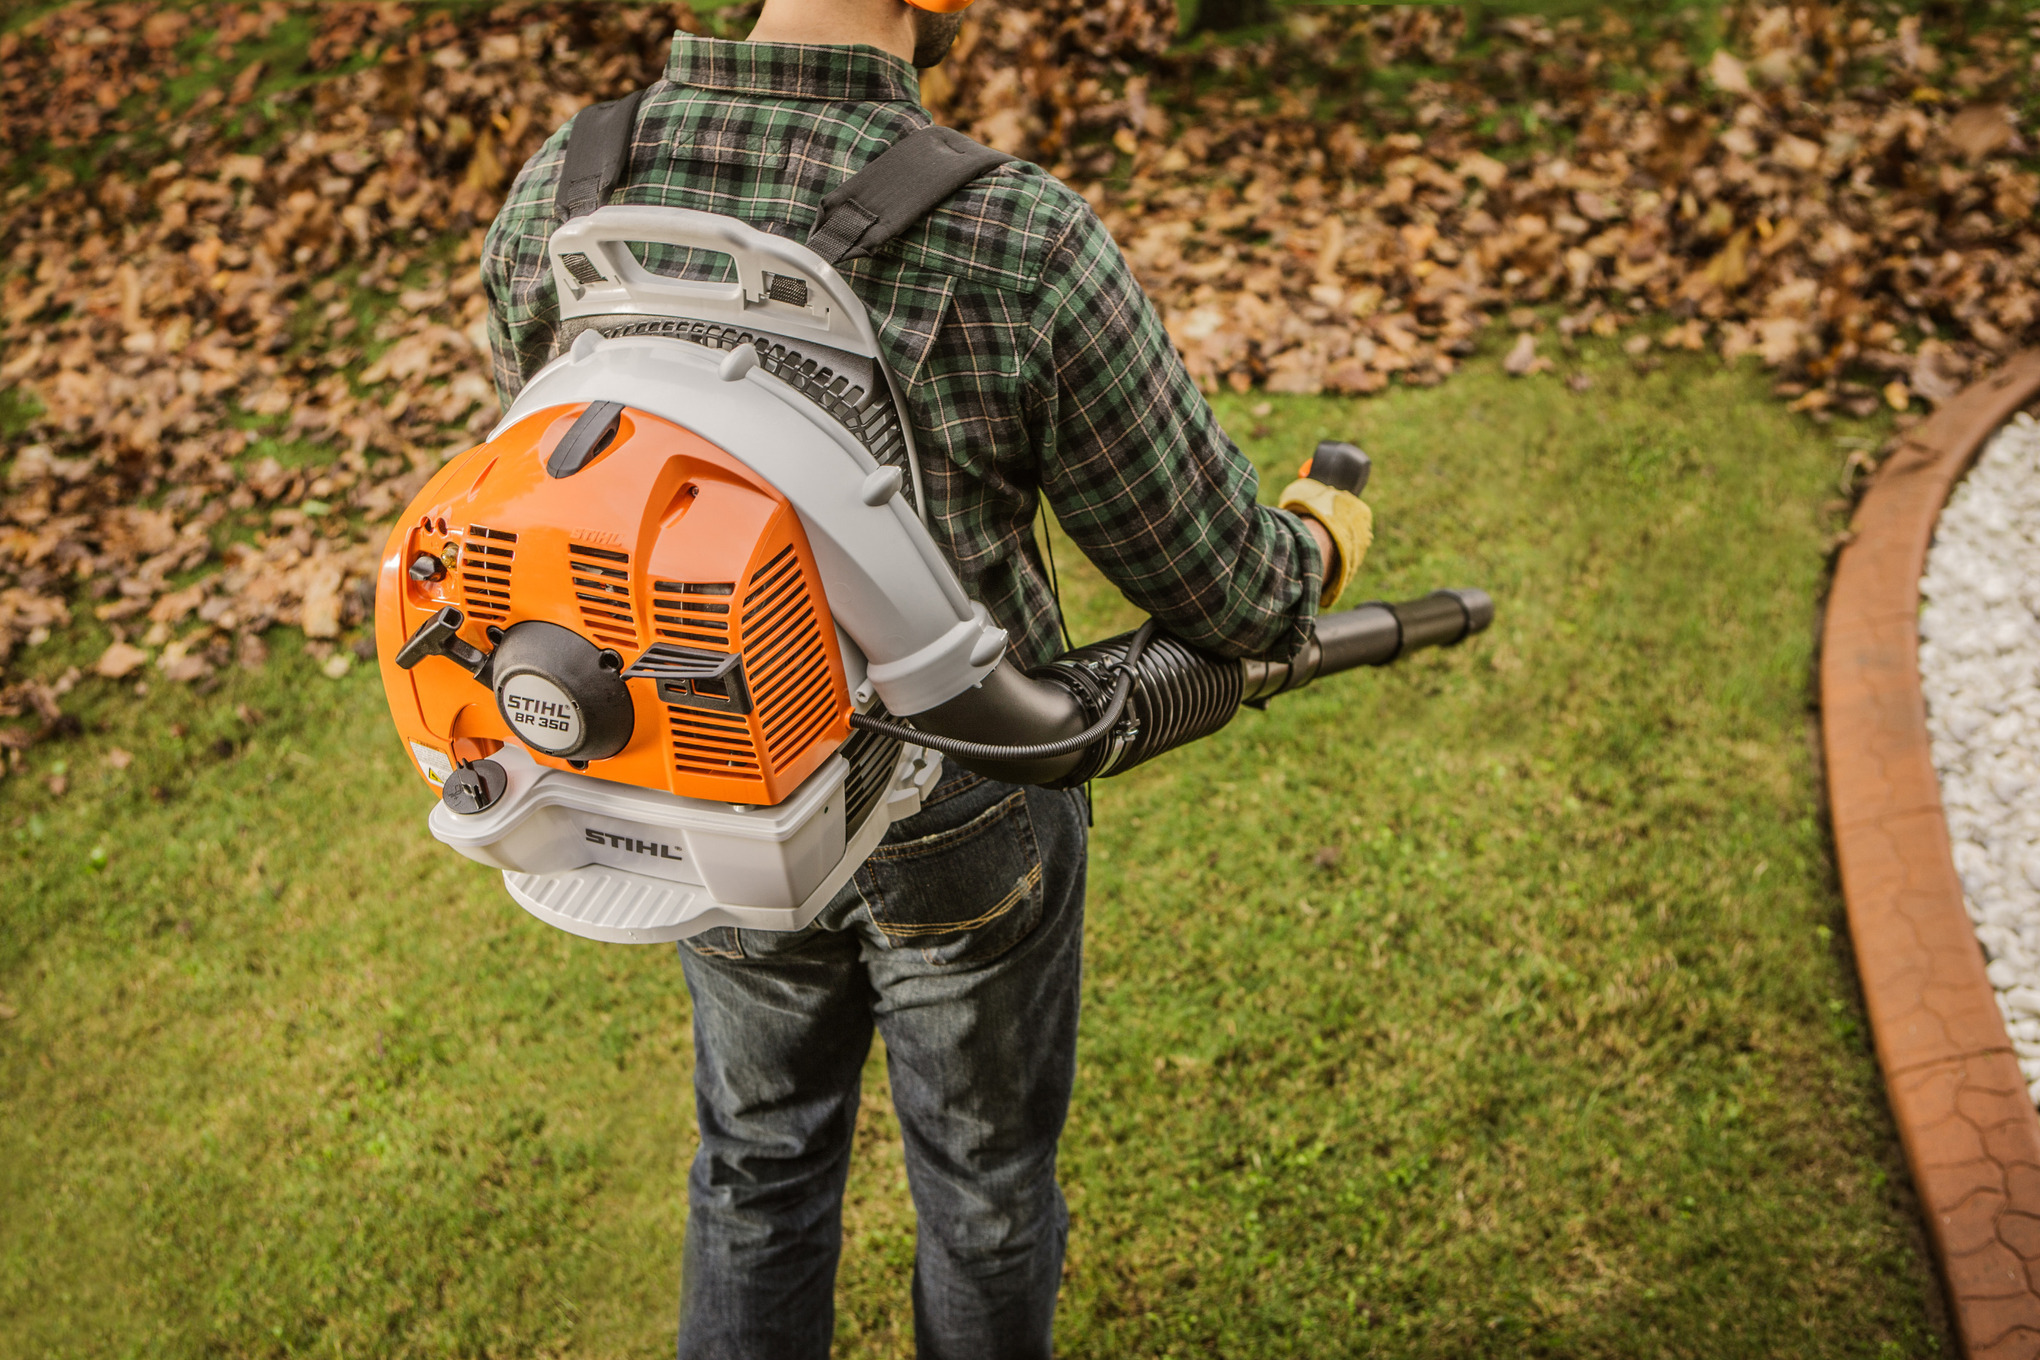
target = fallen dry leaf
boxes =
[156,637,213,684]
[93,642,150,680]
[1503,333,1552,377]
[299,567,345,640]
[1945,103,2013,162]
[1706,49,1752,95]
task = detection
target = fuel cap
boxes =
[441,759,508,815]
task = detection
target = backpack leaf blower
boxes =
[375,123,1492,944]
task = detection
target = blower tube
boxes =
[850,587,1493,788]
[845,438,1493,788]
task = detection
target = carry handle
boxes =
[1303,440,1371,495]
[547,206,884,360]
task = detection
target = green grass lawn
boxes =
[1,339,1950,1357]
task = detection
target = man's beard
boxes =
[911,10,966,68]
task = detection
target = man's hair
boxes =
[911,8,967,68]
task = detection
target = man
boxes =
[480,1,1368,1355]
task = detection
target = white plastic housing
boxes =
[434,744,941,943]
[435,205,989,944]
[548,205,889,374]
[497,205,1009,717]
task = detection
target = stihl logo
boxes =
[584,828,684,861]
[571,528,623,548]
[504,693,572,721]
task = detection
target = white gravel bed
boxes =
[1918,411,2040,1102]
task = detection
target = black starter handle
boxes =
[395,605,493,683]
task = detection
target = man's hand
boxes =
[1278,477,1373,608]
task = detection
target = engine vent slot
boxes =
[459,524,517,624]
[570,542,639,651]
[652,580,734,650]
[840,714,901,836]
[764,273,810,307]
[559,251,605,287]
[601,320,908,489]
[742,546,836,768]
[668,705,761,778]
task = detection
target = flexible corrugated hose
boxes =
[845,619,1159,761]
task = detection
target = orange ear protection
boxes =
[902,0,976,10]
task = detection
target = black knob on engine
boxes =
[488,621,635,763]
[442,759,508,815]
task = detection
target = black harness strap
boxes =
[556,95,1012,262]
[805,125,1014,264]
[554,90,648,221]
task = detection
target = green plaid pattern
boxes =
[482,36,1323,667]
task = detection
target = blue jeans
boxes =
[674,763,1088,1360]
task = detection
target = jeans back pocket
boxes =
[858,787,1045,966]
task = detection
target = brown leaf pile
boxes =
[2,0,2036,764]
[917,0,1176,162]
[938,6,2037,405]
[0,3,702,758]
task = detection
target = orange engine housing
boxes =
[376,402,853,807]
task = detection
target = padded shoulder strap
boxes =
[806,125,1014,265]
[554,89,648,221]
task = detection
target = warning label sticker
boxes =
[410,742,454,788]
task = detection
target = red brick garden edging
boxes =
[1823,351,2040,1360]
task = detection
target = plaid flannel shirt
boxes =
[482,36,1324,668]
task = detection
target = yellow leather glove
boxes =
[1278,476,1372,608]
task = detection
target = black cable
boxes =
[1037,500,1075,655]
[848,620,1158,762]
[1036,501,1086,812]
